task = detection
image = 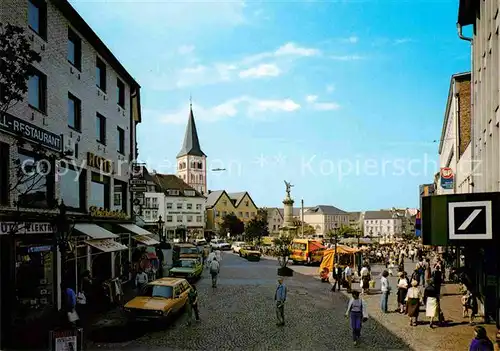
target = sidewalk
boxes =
[344,263,497,351]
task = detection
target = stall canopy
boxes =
[118,224,160,245]
[74,223,118,239]
[319,246,359,273]
[84,238,128,253]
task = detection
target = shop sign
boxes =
[87,152,112,173]
[130,185,147,192]
[0,112,63,152]
[0,221,56,235]
[440,167,454,190]
[85,238,128,252]
[89,206,130,220]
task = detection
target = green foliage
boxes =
[0,24,41,113]
[272,234,294,268]
[245,211,269,244]
[292,219,316,236]
[220,213,244,237]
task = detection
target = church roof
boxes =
[177,106,206,158]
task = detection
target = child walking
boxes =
[345,290,368,346]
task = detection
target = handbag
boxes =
[76,292,86,305]
[67,310,79,322]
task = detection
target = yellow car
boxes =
[239,245,261,261]
[124,277,191,322]
[169,258,203,282]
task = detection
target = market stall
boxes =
[319,245,360,280]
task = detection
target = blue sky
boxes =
[70,0,470,211]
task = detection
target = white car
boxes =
[210,239,231,251]
[231,241,246,253]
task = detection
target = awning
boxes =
[133,235,160,246]
[74,223,118,239]
[85,238,128,253]
[118,224,154,236]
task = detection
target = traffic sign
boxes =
[129,186,147,192]
[129,179,147,185]
[448,201,492,240]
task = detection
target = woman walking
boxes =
[424,279,439,328]
[397,272,410,313]
[405,279,422,326]
[345,290,367,346]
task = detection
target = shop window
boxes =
[0,142,9,205]
[59,163,86,211]
[89,172,110,209]
[113,180,127,212]
[16,149,54,208]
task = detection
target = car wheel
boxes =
[239,252,242,257]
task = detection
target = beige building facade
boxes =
[302,205,349,236]
[266,207,283,234]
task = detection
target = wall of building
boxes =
[177,155,207,195]
[456,144,473,194]
[363,218,402,240]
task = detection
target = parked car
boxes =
[169,258,203,282]
[124,278,192,322]
[210,239,231,251]
[231,241,246,253]
[174,243,201,260]
[239,245,262,261]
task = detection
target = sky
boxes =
[70,0,471,211]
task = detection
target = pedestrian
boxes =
[405,279,422,326]
[469,326,494,351]
[209,257,220,288]
[423,279,439,328]
[61,281,78,327]
[417,257,426,287]
[344,265,353,292]
[380,270,391,313]
[186,285,200,325]
[215,249,222,262]
[331,264,342,292]
[274,277,287,326]
[206,250,216,269]
[397,271,409,313]
[135,268,148,293]
[345,290,368,346]
[360,264,370,295]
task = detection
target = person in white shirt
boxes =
[215,249,222,262]
[206,251,216,269]
[380,270,391,313]
[397,272,410,313]
[135,269,148,292]
[209,257,220,288]
[344,265,353,292]
[359,265,370,295]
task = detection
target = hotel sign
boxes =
[87,152,112,173]
[0,113,62,152]
[0,222,56,235]
[89,206,129,220]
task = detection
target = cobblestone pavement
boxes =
[291,259,497,351]
[88,253,410,350]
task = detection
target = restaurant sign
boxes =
[0,222,56,235]
[0,112,62,152]
[89,206,130,220]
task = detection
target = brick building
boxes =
[0,0,151,348]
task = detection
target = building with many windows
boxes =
[265,207,284,234]
[205,190,258,232]
[302,205,349,236]
[143,173,205,241]
[0,1,149,348]
[363,210,402,243]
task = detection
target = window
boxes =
[166,215,173,222]
[68,93,81,131]
[17,149,54,208]
[176,203,182,209]
[186,204,192,210]
[177,215,183,222]
[152,210,158,220]
[196,216,202,222]
[196,204,202,210]
[144,210,151,220]
[238,211,243,217]
[96,57,106,91]
[89,172,110,209]
[113,180,127,212]
[117,79,125,108]
[59,164,86,210]
[187,215,193,222]
[0,143,9,205]
[184,190,195,196]
[117,127,125,154]
[67,28,81,70]
[167,189,179,196]
[96,113,106,144]
[28,0,47,39]
[28,68,46,112]
[166,203,172,209]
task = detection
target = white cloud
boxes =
[155,96,301,124]
[326,84,335,93]
[343,36,358,44]
[330,55,364,61]
[394,38,412,45]
[306,95,318,103]
[312,102,341,111]
[239,63,281,78]
[274,42,320,57]
[178,45,195,55]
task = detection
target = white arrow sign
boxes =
[458,209,482,230]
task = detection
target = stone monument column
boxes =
[282,196,295,228]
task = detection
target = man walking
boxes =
[275,277,287,326]
[186,285,200,325]
[209,257,220,288]
[331,264,342,292]
[345,265,353,292]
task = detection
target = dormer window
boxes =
[167,189,180,196]
[184,190,195,196]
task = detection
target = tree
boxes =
[272,233,294,268]
[292,219,316,236]
[0,24,41,114]
[245,209,269,243]
[219,213,244,238]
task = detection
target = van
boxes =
[290,239,325,265]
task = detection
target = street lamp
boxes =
[333,223,339,263]
[157,215,165,242]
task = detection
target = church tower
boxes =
[176,102,207,195]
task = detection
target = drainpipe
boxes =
[457,23,474,193]
[453,80,460,194]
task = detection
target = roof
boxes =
[439,72,471,154]
[149,277,185,286]
[177,106,206,158]
[458,0,478,26]
[348,211,363,221]
[266,207,283,218]
[227,192,246,206]
[52,0,139,89]
[304,205,347,215]
[151,173,203,197]
[364,210,394,220]
[205,190,226,208]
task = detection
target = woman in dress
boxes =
[423,279,439,328]
[405,279,422,326]
[345,290,367,346]
[397,272,410,313]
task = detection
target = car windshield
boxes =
[244,246,256,250]
[180,247,198,254]
[292,243,307,250]
[178,260,196,268]
[141,285,173,299]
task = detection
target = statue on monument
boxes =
[284,180,293,197]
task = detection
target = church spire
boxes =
[177,100,206,158]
